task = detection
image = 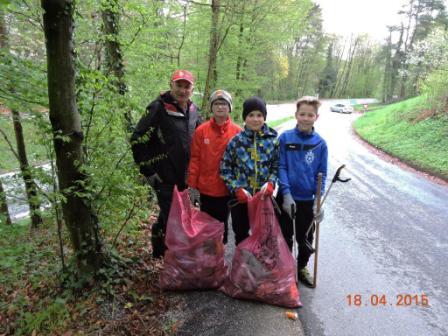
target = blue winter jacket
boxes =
[220,124,279,195]
[278,127,328,201]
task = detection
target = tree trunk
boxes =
[11,109,43,228]
[0,9,7,49]
[101,0,133,129]
[42,0,102,277]
[340,37,359,97]
[0,11,12,226]
[201,0,220,116]
[0,179,12,225]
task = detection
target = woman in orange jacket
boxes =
[187,90,241,243]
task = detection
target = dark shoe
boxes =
[298,267,314,288]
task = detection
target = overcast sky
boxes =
[314,0,409,42]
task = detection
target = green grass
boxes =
[0,115,48,173]
[354,96,448,180]
[353,102,383,112]
[267,116,295,128]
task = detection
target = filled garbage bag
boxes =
[220,192,301,308]
[160,186,228,290]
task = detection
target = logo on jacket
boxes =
[305,150,315,165]
[204,138,210,144]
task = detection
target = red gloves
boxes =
[260,182,274,197]
[235,188,251,203]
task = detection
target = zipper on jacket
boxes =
[249,132,259,193]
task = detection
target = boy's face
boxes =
[211,99,230,120]
[245,110,265,131]
[296,103,318,133]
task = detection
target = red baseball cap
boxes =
[171,70,194,85]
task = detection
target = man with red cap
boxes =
[131,70,202,258]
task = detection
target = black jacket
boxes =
[131,91,201,188]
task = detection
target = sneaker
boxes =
[298,267,314,288]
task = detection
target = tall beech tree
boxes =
[12,108,43,228]
[201,0,221,114]
[1,5,43,228]
[41,0,102,276]
[101,0,133,129]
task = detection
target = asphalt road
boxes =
[167,101,448,335]
[274,101,448,336]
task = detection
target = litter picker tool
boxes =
[304,164,351,240]
[312,173,323,288]
[308,165,350,287]
[291,203,299,285]
[320,164,351,208]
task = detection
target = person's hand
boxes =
[189,188,201,207]
[313,203,324,223]
[146,173,162,188]
[260,182,274,197]
[235,188,252,204]
[282,193,295,219]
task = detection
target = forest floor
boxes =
[0,210,179,336]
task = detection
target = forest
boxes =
[0,0,447,335]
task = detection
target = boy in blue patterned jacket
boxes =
[220,97,279,245]
[278,96,328,287]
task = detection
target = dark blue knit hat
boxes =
[242,96,267,120]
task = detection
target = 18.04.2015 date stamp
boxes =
[346,294,429,307]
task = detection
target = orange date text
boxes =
[346,294,429,307]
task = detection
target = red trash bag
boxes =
[220,192,302,308]
[160,186,228,290]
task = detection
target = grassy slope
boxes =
[354,96,448,180]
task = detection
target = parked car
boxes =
[330,103,354,114]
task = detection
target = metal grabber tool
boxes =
[290,202,299,285]
[309,165,351,287]
[312,173,323,288]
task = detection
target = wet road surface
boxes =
[275,101,448,336]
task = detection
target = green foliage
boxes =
[421,69,448,113]
[0,115,48,172]
[354,96,448,179]
[17,298,70,335]
[0,215,72,335]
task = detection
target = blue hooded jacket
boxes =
[278,127,328,201]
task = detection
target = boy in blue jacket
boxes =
[278,96,328,287]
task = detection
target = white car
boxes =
[330,103,354,114]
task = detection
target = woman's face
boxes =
[245,110,265,131]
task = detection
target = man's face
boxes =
[296,103,318,133]
[170,80,194,105]
[211,99,230,120]
[245,110,265,131]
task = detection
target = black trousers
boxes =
[151,183,176,258]
[229,199,250,246]
[199,194,231,244]
[277,195,315,269]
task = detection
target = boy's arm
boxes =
[278,134,291,195]
[268,138,280,187]
[187,128,202,189]
[220,140,239,193]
